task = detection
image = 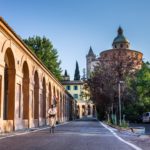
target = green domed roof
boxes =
[113,27,129,44]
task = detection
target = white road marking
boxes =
[0,121,70,140]
[100,122,143,150]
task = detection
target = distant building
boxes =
[86,27,143,79]
[86,46,98,79]
[61,68,96,118]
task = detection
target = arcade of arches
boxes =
[0,17,75,132]
[77,102,96,119]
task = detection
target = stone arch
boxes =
[64,95,67,118]
[42,77,46,119]
[34,70,39,120]
[57,90,60,120]
[48,82,52,107]
[22,61,29,120]
[82,105,85,116]
[88,105,91,115]
[1,39,11,53]
[62,94,65,119]
[93,105,96,117]
[60,92,63,121]
[53,86,56,105]
[53,86,56,96]
[77,105,80,118]
[4,48,15,120]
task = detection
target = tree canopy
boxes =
[88,53,143,121]
[23,36,62,80]
[74,61,80,80]
[123,62,150,121]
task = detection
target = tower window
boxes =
[120,44,123,48]
[115,45,117,48]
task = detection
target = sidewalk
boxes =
[0,125,50,139]
[104,122,150,150]
[0,121,70,139]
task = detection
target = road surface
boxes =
[0,118,141,150]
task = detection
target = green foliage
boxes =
[23,36,62,80]
[123,62,150,122]
[120,121,129,128]
[74,61,80,80]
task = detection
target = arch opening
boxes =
[34,71,39,120]
[57,90,60,121]
[82,105,85,116]
[4,48,15,120]
[88,105,91,115]
[49,83,52,107]
[22,61,29,120]
[42,77,46,119]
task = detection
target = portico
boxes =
[0,17,74,132]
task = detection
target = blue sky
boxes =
[0,0,150,79]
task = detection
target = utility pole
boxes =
[118,81,124,126]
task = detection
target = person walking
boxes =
[47,105,57,134]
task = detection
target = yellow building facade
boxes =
[62,80,96,119]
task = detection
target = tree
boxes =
[123,62,150,121]
[80,81,91,101]
[23,36,62,80]
[74,61,80,80]
[64,70,68,76]
[88,51,142,121]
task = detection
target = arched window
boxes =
[120,44,123,48]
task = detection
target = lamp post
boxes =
[118,80,124,126]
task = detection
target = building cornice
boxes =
[100,48,143,56]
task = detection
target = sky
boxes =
[0,0,150,79]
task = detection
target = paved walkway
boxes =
[0,118,142,150]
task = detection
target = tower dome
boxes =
[112,27,130,49]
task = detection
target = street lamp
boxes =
[118,80,124,126]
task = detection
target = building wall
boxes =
[64,84,82,100]
[100,49,143,70]
[63,81,96,119]
[0,17,74,132]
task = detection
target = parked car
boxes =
[142,112,150,123]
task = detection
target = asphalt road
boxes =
[0,118,140,150]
